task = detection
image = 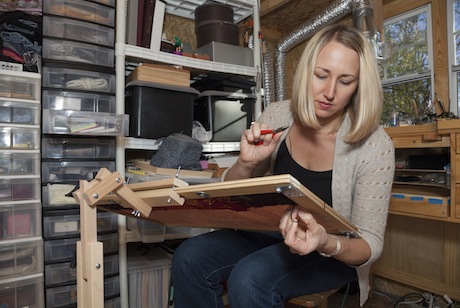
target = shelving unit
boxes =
[115,1,261,306]
[372,122,460,301]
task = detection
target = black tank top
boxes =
[273,140,333,206]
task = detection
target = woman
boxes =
[172,24,395,308]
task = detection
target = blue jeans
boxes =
[171,229,356,308]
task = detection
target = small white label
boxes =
[0,61,23,71]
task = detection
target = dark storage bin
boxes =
[194,91,255,142]
[195,2,234,25]
[196,21,239,48]
[125,81,199,139]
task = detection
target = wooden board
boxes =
[98,174,361,238]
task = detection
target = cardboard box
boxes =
[127,63,190,87]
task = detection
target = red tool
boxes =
[256,125,289,145]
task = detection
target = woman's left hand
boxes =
[279,206,328,255]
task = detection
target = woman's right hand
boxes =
[223,122,284,181]
[238,122,283,168]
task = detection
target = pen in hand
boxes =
[255,125,289,145]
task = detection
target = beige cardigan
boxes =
[226,100,395,306]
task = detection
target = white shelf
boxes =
[120,44,258,77]
[162,0,255,23]
[124,137,240,152]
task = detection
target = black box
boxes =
[194,90,255,142]
[125,81,199,139]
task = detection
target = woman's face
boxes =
[312,41,359,124]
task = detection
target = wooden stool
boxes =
[223,288,340,308]
[285,288,340,308]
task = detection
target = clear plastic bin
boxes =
[0,273,45,308]
[0,176,40,202]
[43,15,115,47]
[44,0,115,26]
[42,136,116,159]
[128,244,172,308]
[45,275,120,307]
[42,109,129,136]
[0,72,41,100]
[0,151,40,175]
[0,126,40,150]
[42,183,79,207]
[127,217,166,243]
[43,66,115,93]
[0,202,42,241]
[42,38,115,67]
[44,232,118,263]
[41,160,115,184]
[0,99,40,125]
[43,211,118,239]
[45,254,119,286]
[0,237,44,280]
[43,89,116,113]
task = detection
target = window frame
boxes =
[448,0,459,115]
[381,5,434,99]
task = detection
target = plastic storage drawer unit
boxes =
[43,66,116,93]
[0,237,44,280]
[43,15,115,47]
[42,38,115,68]
[0,177,40,202]
[42,136,116,159]
[43,89,116,113]
[0,73,41,100]
[0,152,40,175]
[0,202,42,240]
[0,274,45,308]
[45,275,120,307]
[0,99,40,125]
[44,233,118,263]
[44,0,115,26]
[194,90,255,142]
[45,254,119,286]
[125,81,199,139]
[41,160,116,184]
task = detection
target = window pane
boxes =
[454,0,460,32]
[382,12,429,79]
[381,79,432,126]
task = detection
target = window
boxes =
[380,6,433,126]
[448,0,460,115]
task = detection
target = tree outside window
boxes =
[380,6,433,126]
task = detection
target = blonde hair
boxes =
[290,24,383,143]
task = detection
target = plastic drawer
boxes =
[45,254,119,286]
[42,183,80,207]
[0,177,40,202]
[42,109,129,136]
[0,126,40,150]
[0,98,40,125]
[41,160,115,184]
[43,89,116,113]
[43,211,118,239]
[127,217,166,243]
[44,0,115,26]
[43,66,115,93]
[45,275,120,307]
[0,237,44,280]
[44,232,118,263]
[0,73,41,100]
[42,137,116,160]
[43,38,114,67]
[43,15,115,47]
[0,151,40,175]
[0,273,45,308]
[0,202,42,241]
[104,296,121,308]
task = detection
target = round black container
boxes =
[195,2,234,24]
[196,20,239,48]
